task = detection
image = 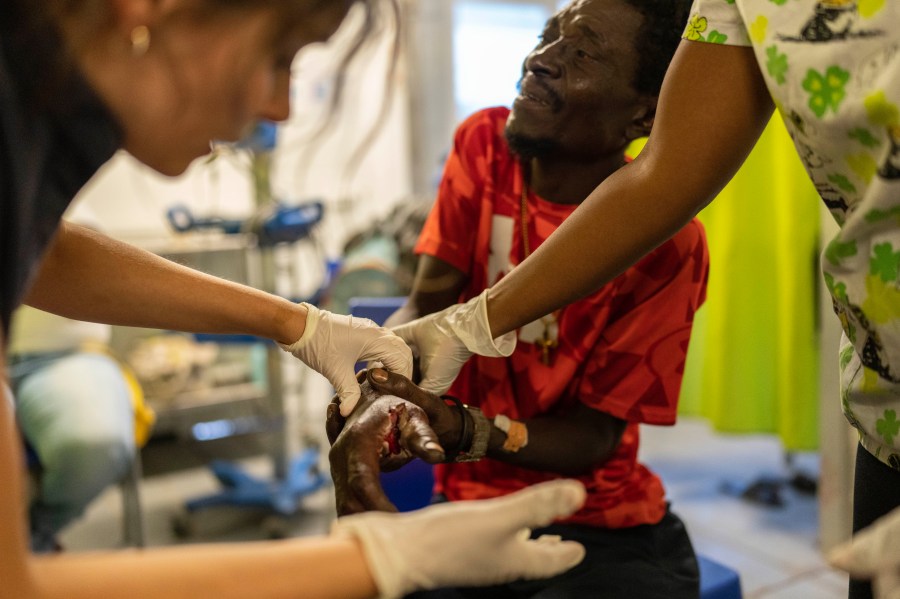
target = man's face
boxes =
[505,0,647,161]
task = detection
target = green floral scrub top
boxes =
[684,0,900,467]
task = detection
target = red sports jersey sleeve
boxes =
[573,222,709,425]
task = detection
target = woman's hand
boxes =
[390,290,515,394]
[280,303,413,416]
[830,505,900,598]
[331,479,588,598]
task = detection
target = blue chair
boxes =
[379,458,435,512]
[698,554,743,599]
[348,296,408,329]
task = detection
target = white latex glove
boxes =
[391,290,516,394]
[280,303,413,416]
[829,505,900,599]
[332,479,587,598]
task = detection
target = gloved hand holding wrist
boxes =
[280,303,413,416]
[391,290,516,394]
[331,479,587,598]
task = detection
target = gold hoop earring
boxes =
[130,25,150,57]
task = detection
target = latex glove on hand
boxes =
[829,505,900,599]
[327,372,445,516]
[391,290,516,394]
[280,303,412,416]
[332,479,587,598]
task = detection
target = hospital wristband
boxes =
[493,414,528,453]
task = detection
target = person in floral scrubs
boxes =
[682,3,899,598]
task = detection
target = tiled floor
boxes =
[60,416,850,598]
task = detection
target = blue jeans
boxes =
[10,352,135,551]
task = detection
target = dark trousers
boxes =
[407,508,699,599]
[849,443,900,599]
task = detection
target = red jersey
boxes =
[415,107,709,528]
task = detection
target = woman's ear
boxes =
[625,96,658,141]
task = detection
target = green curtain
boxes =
[630,118,822,450]
[679,118,821,450]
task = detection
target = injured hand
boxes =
[327,372,446,515]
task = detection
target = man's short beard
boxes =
[504,130,560,161]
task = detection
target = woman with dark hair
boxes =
[0,1,586,596]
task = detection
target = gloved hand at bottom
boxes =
[331,479,587,598]
[829,505,900,599]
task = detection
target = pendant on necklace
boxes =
[536,322,559,366]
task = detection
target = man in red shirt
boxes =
[331,0,706,596]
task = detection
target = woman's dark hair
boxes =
[622,0,692,96]
[0,0,89,112]
[14,1,387,92]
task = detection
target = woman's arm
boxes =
[486,41,773,334]
[31,537,377,599]
[0,383,379,599]
[25,223,306,344]
[393,42,773,394]
[23,223,412,412]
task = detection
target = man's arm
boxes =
[384,253,469,329]
[483,403,625,476]
[486,41,772,334]
[363,369,625,476]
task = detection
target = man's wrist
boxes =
[454,406,473,451]
[455,406,489,462]
[441,395,472,460]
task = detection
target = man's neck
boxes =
[528,153,627,205]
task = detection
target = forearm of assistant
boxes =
[30,536,377,599]
[487,42,773,335]
[24,223,306,344]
